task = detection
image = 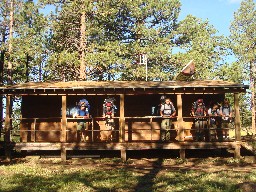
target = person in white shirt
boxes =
[160,98,176,142]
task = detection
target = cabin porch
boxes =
[0,81,248,161]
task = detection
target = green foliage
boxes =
[0,0,237,82]
[45,51,80,81]
[216,61,245,83]
[229,0,256,131]
[173,15,227,80]
[230,0,256,65]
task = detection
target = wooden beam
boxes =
[61,96,67,161]
[119,94,125,142]
[180,149,185,159]
[121,149,126,161]
[234,93,241,141]
[12,141,238,151]
[234,93,241,159]
[61,143,67,161]
[177,94,184,141]
[61,96,67,143]
[234,143,241,159]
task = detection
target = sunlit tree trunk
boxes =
[7,0,14,85]
[251,61,256,132]
[79,11,86,80]
[0,31,6,137]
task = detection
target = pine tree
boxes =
[42,0,182,81]
[230,0,256,132]
[13,0,49,82]
[173,15,227,80]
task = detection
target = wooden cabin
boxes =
[0,80,249,161]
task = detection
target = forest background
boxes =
[0,0,255,132]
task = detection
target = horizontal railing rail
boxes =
[1,115,236,143]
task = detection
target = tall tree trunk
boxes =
[251,61,256,133]
[0,49,3,136]
[79,11,86,80]
[25,53,29,82]
[0,49,5,138]
[0,51,4,84]
[0,3,7,138]
[5,0,14,143]
[7,0,14,85]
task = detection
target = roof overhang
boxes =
[0,80,249,95]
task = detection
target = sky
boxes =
[179,0,247,36]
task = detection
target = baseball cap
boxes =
[197,99,203,103]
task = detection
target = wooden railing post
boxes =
[234,93,241,158]
[119,94,125,142]
[61,96,67,161]
[177,94,184,141]
[119,94,126,161]
[234,93,241,141]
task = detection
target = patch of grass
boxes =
[0,157,256,192]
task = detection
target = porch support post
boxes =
[177,94,184,141]
[234,93,241,158]
[61,95,67,161]
[61,144,67,161]
[234,144,241,159]
[119,94,125,142]
[179,149,185,159]
[4,95,11,161]
[121,148,126,161]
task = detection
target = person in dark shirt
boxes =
[103,103,115,141]
[191,99,207,141]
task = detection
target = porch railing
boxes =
[0,116,236,143]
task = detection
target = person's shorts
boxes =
[77,121,88,131]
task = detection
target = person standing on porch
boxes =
[191,99,207,141]
[103,97,117,141]
[160,98,176,142]
[208,103,221,141]
[219,98,233,141]
[75,103,90,142]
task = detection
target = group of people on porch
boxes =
[160,97,233,142]
[72,96,233,142]
[72,98,117,142]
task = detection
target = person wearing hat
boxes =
[160,98,176,141]
[208,103,221,141]
[219,98,233,141]
[191,99,207,141]
[74,103,90,142]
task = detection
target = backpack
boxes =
[103,97,117,115]
[162,102,175,115]
[221,105,231,114]
[192,99,205,116]
[221,105,232,122]
[78,98,90,111]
